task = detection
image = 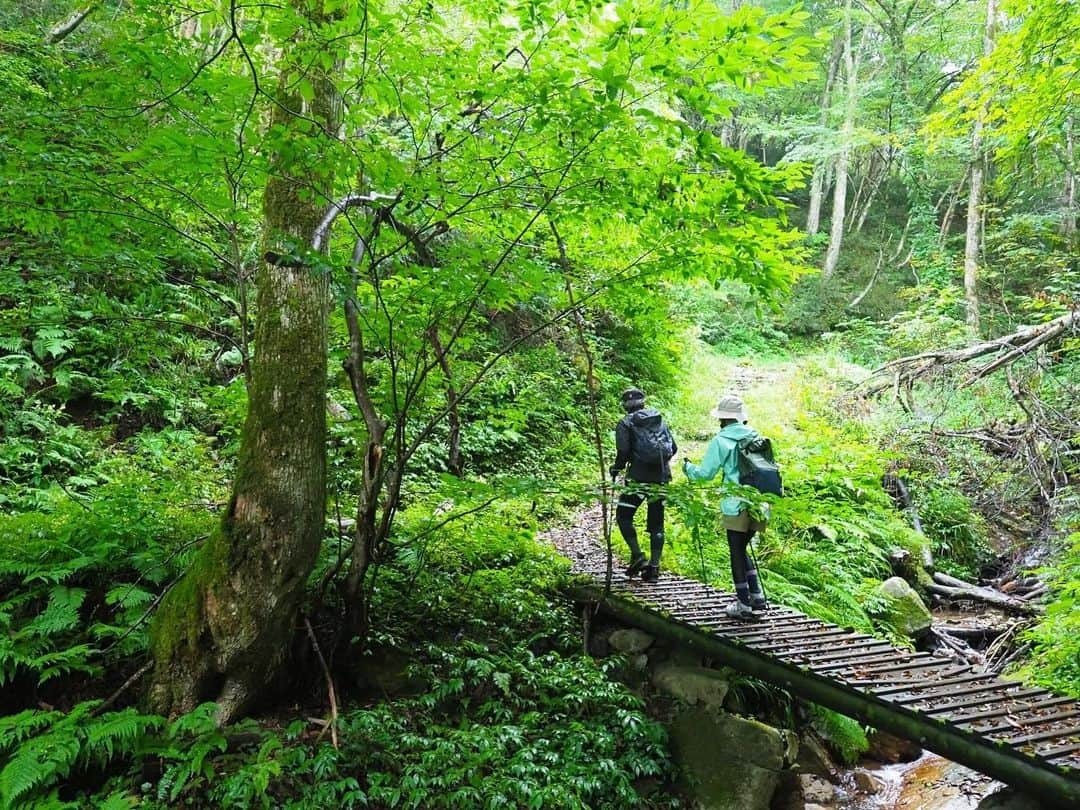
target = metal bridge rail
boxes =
[562,552,1080,808]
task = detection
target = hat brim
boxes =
[711,407,747,421]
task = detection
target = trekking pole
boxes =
[747,537,768,610]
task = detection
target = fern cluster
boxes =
[0,703,161,809]
[0,482,211,696]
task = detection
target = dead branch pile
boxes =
[863,308,1079,509]
[863,309,1078,396]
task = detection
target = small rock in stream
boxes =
[798,774,837,805]
[853,770,881,794]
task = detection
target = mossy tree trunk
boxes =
[148,5,342,724]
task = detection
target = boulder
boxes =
[608,628,655,654]
[799,774,837,805]
[871,576,933,639]
[662,646,705,668]
[669,708,798,772]
[853,770,881,794]
[866,730,922,764]
[772,771,836,810]
[651,663,732,711]
[668,709,799,809]
[795,730,840,781]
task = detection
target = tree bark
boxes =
[1064,115,1076,240]
[806,37,842,237]
[963,0,997,335]
[822,0,857,281]
[46,2,101,44]
[863,309,1079,395]
[928,573,1041,616]
[148,4,342,724]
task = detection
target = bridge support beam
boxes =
[572,586,1080,809]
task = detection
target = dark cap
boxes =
[621,387,645,412]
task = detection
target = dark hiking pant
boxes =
[726,529,761,604]
[616,490,665,567]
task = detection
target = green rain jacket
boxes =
[683,423,758,516]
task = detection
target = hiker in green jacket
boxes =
[682,393,768,619]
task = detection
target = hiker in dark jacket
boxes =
[610,387,677,582]
[683,393,768,619]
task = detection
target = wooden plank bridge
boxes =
[557,541,1080,808]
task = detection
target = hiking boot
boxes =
[640,564,660,583]
[625,555,647,578]
[750,592,768,611]
[725,600,755,620]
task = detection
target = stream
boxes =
[836,750,1044,810]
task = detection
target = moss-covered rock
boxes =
[870,576,933,639]
[889,547,936,597]
[669,709,798,810]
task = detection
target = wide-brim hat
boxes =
[710,394,748,421]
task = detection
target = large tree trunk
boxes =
[963,0,997,335]
[148,6,342,724]
[822,0,857,281]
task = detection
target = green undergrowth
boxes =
[0,484,676,808]
[1017,526,1080,698]
[807,706,869,766]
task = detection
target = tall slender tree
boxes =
[962,0,997,334]
[806,36,842,237]
[822,0,859,280]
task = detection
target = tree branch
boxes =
[46,2,101,45]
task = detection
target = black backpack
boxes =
[735,435,783,496]
[629,412,674,467]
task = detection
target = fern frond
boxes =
[33,644,99,685]
[84,709,164,764]
[23,587,86,638]
[96,790,138,810]
[0,710,62,754]
[0,724,79,809]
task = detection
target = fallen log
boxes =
[863,308,1079,396]
[928,572,1043,616]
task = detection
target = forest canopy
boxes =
[0,0,1077,807]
